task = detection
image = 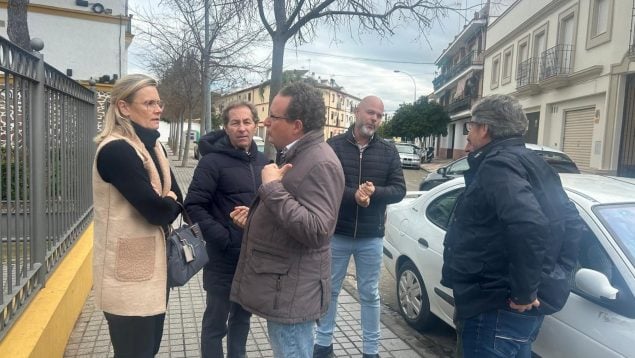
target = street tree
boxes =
[250,0,459,102]
[133,0,266,134]
[387,96,449,145]
[7,0,31,50]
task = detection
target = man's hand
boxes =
[359,181,375,197]
[166,191,178,201]
[509,298,540,313]
[355,188,370,207]
[262,163,292,184]
[230,206,250,229]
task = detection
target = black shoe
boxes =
[313,344,334,358]
[362,354,380,358]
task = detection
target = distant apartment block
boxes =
[216,78,361,140]
[433,7,488,159]
[0,0,133,81]
[483,0,634,176]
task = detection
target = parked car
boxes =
[383,174,635,358]
[419,144,580,190]
[395,143,422,169]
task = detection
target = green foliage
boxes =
[385,97,450,141]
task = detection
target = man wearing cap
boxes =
[441,94,582,357]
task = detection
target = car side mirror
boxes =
[575,268,619,300]
[437,167,447,176]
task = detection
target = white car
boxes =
[383,174,635,358]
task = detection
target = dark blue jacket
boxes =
[327,127,406,238]
[184,130,268,292]
[442,137,582,320]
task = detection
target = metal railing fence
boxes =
[0,36,96,339]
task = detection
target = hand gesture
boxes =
[262,163,293,184]
[360,181,375,197]
[230,206,250,229]
[355,188,370,207]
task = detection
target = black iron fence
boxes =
[0,36,96,338]
[516,57,538,88]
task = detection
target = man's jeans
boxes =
[315,235,383,354]
[456,309,545,358]
[267,320,315,358]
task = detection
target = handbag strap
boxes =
[176,202,193,225]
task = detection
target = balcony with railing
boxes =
[446,96,474,114]
[433,50,483,91]
[539,44,574,81]
[516,44,574,92]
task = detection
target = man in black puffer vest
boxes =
[442,94,583,358]
[184,101,268,358]
[314,96,406,358]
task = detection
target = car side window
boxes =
[447,158,470,175]
[426,189,463,230]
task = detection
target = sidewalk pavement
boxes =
[64,148,426,358]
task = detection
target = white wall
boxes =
[32,0,126,15]
[0,1,128,80]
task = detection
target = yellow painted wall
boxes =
[0,224,94,358]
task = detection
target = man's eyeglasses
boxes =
[135,100,165,111]
[268,113,291,121]
[465,121,484,132]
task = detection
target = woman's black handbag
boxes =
[167,204,208,287]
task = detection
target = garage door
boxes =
[563,107,594,170]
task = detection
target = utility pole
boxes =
[201,0,211,134]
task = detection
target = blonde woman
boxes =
[93,74,182,357]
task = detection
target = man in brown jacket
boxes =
[229,82,345,358]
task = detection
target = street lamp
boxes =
[394,70,417,103]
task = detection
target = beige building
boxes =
[215,80,361,140]
[483,0,634,176]
[433,7,488,159]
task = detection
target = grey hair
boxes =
[471,94,528,139]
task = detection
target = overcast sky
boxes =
[128,0,512,113]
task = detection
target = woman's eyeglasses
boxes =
[135,100,165,111]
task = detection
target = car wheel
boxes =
[397,260,435,330]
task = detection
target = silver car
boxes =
[383,174,635,357]
[395,143,422,169]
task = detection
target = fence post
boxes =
[29,39,47,285]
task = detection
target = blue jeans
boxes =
[267,320,315,358]
[456,309,545,358]
[315,235,383,354]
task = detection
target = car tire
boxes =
[396,260,436,331]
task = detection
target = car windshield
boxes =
[594,204,635,266]
[396,144,418,154]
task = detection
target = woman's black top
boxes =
[96,122,182,227]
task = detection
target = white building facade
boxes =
[0,0,132,81]
[433,8,488,159]
[483,0,635,176]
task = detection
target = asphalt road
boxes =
[344,167,457,357]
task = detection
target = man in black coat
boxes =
[314,95,406,358]
[442,94,582,357]
[184,101,268,358]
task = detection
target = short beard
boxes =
[358,124,375,138]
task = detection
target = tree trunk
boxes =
[177,111,185,160]
[181,104,193,167]
[7,0,31,51]
[269,36,286,103]
[201,0,211,134]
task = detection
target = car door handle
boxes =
[418,238,429,248]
